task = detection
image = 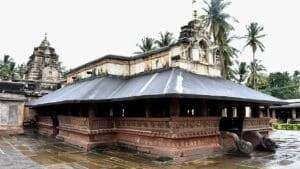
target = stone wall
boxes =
[36,114,272,160]
[66,44,222,84]
[0,93,26,135]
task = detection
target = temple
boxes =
[0,35,63,135]
[27,18,284,160]
[24,33,63,91]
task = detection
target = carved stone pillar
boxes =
[88,104,96,118]
[272,109,276,119]
[222,108,227,117]
[200,100,208,116]
[266,107,270,118]
[170,98,180,117]
[145,102,151,118]
[292,109,297,120]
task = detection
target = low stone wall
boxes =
[0,97,25,135]
[243,118,271,131]
[37,116,54,136]
[56,116,114,150]
[36,116,272,159]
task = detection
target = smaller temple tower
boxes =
[25,34,62,89]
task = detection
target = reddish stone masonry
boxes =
[37,115,271,159]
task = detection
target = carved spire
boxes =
[40,32,50,47]
[192,0,198,20]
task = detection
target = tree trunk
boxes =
[252,50,256,90]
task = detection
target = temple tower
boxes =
[25,34,62,89]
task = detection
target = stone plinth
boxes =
[37,116,54,136]
[36,115,272,160]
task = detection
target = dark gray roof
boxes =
[271,103,300,109]
[28,68,285,107]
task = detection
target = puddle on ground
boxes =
[0,130,299,169]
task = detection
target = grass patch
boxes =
[272,123,300,131]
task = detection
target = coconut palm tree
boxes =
[234,61,248,84]
[246,59,266,89]
[136,37,156,53]
[202,0,236,44]
[218,33,239,79]
[243,22,266,61]
[202,0,237,78]
[243,22,266,89]
[155,32,175,48]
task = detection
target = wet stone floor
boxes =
[0,130,299,169]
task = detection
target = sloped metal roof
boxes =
[271,103,300,109]
[28,68,285,107]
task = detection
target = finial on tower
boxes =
[192,0,198,20]
[44,32,48,40]
[41,32,50,47]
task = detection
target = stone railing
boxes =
[89,118,114,130]
[37,116,53,127]
[58,116,114,131]
[114,117,220,137]
[115,118,171,132]
[169,117,220,133]
[58,116,90,131]
[243,117,271,131]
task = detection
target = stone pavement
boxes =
[0,130,299,169]
[0,131,159,169]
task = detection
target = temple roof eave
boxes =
[27,68,285,108]
[27,93,285,108]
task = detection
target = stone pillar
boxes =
[233,107,238,118]
[200,100,208,116]
[259,109,264,118]
[246,106,252,118]
[109,108,113,117]
[145,102,151,118]
[272,109,276,119]
[88,104,96,118]
[222,108,227,117]
[266,107,270,118]
[292,109,297,120]
[170,98,180,117]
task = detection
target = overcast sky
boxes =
[0,0,299,73]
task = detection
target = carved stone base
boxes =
[56,128,115,151]
[0,126,24,135]
[220,132,253,155]
[115,132,221,159]
[38,125,54,136]
[242,130,277,152]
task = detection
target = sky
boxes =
[0,0,299,73]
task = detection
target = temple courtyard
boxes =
[0,130,298,169]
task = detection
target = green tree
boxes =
[202,0,235,44]
[15,64,26,80]
[0,55,16,80]
[243,22,266,89]
[265,72,299,99]
[218,34,239,79]
[136,37,156,53]
[233,61,248,84]
[155,32,175,48]
[246,59,266,89]
[202,0,237,79]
